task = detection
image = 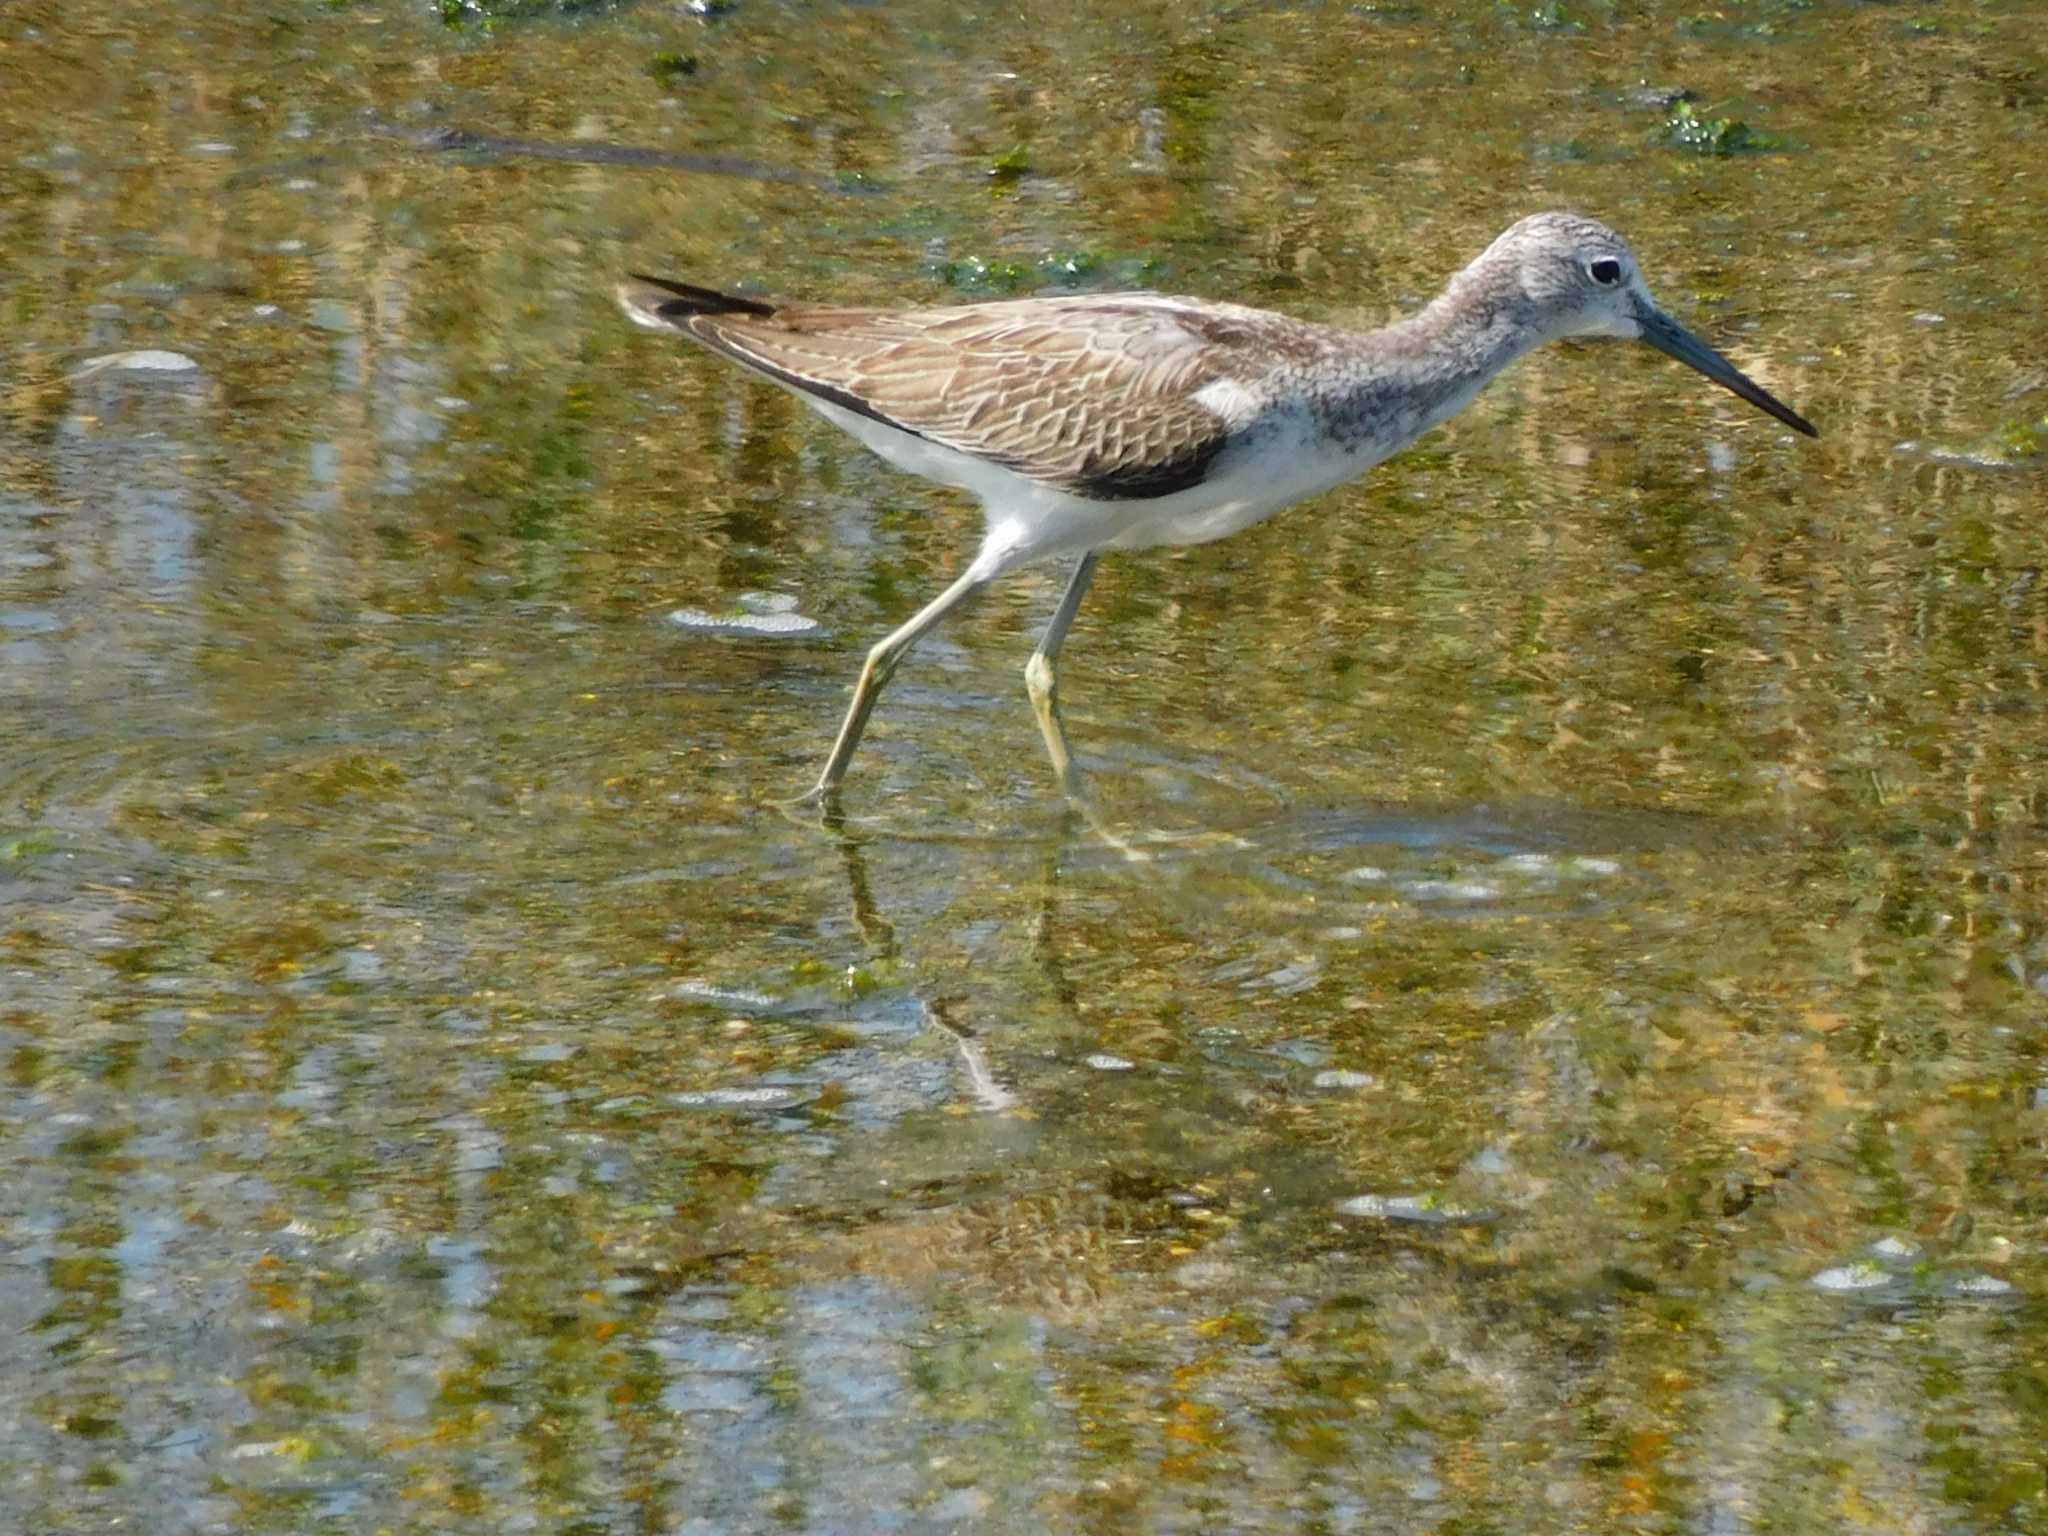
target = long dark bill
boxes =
[1637,308,1818,438]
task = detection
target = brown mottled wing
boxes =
[674,293,1281,501]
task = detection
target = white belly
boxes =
[802,393,1426,575]
[1101,419,1383,550]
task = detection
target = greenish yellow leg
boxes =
[1023,552,1100,798]
[811,564,990,798]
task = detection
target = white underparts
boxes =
[803,393,1406,579]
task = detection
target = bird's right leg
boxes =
[810,563,992,798]
[1023,552,1101,798]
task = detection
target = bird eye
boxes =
[1587,258,1623,286]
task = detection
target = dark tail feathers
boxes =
[622,274,778,322]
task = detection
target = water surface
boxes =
[3,0,2046,1530]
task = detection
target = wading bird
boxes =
[620,213,1815,802]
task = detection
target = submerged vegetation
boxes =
[925,249,1161,294]
[1663,99,1779,155]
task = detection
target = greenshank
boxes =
[620,212,1816,801]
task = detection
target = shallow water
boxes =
[3,0,2046,1530]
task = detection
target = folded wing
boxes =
[620,279,1322,501]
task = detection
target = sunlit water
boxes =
[3,0,2045,1530]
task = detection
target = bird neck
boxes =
[1312,264,1555,453]
[1393,263,1553,391]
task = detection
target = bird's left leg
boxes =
[811,562,992,798]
